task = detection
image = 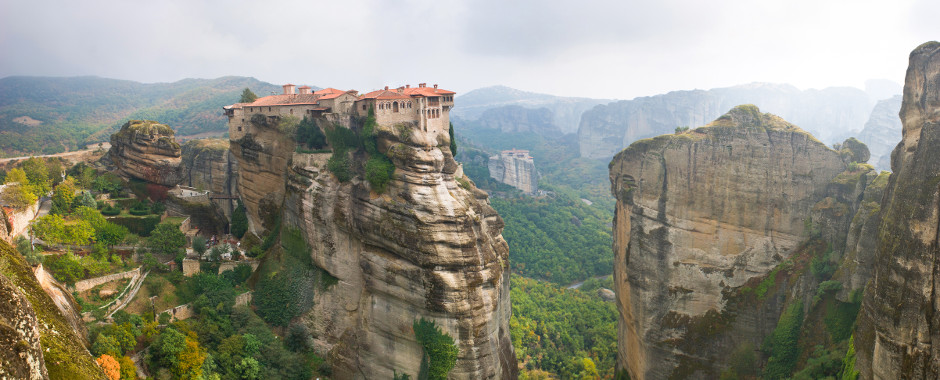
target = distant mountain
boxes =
[578,82,897,159]
[0,76,283,157]
[452,85,610,134]
[857,95,903,171]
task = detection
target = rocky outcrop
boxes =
[106,120,182,186]
[582,83,876,159]
[0,239,106,379]
[609,105,856,379]
[855,41,940,379]
[229,125,294,235]
[857,95,903,171]
[0,271,46,379]
[231,113,517,378]
[488,150,539,194]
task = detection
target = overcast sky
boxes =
[0,0,937,100]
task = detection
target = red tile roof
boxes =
[359,89,411,100]
[313,88,344,96]
[246,94,322,106]
[402,87,455,97]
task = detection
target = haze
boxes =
[1,0,937,99]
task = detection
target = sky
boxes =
[0,0,937,100]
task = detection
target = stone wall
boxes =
[182,259,200,277]
[73,267,140,293]
[217,260,259,274]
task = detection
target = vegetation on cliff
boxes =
[0,239,107,379]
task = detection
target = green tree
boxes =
[96,222,129,249]
[448,122,457,157]
[32,214,67,244]
[50,178,77,215]
[72,191,96,210]
[239,88,258,103]
[296,116,326,149]
[230,202,248,239]
[21,157,51,196]
[148,328,186,374]
[147,223,187,258]
[4,168,28,185]
[1,183,37,210]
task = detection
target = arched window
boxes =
[379,103,384,110]
[393,101,399,113]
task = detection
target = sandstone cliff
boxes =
[488,150,539,194]
[0,239,106,379]
[106,120,182,186]
[179,139,239,218]
[583,83,876,159]
[231,114,517,378]
[608,105,885,379]
[855,41,940,379]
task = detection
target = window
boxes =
[268,107,271,112]
[238,126,242,131]
[290,109,293,115]
[362,105,366,110]
[393,101,399,113]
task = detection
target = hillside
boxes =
[453,85,610,134]
[0,76,282,157]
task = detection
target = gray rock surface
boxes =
[855,41,940,379]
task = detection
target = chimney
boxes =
[384,86,389,90]
[433,84,438,89]
[419,83,426,88]
[406,84,410,88]
[298,86,310,95]
[282,84,296,95]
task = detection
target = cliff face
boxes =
[609,105,853,379]
[855,41,940,379]
[0,239,106,380]
[231,115,517,378]
[107,120,182,186]
[488,151,539,194]
[582,83,875,159]
[229,125,294,235]
[857,95,903,171]
[179,139,239,217]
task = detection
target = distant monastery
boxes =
[223,83,455,139]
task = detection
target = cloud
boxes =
[0,0,936,99]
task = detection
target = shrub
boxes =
[327,153,352,182]
[413,318,458,380]
[100,205,122,216]
[108,216,161,236]
[365,155,395,193]
[763,301,804,379]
